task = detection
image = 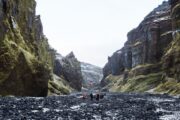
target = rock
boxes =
[53,53,64,77]
[162,0,180,81]
[54,52,83,91]
[101,0,180,95]
[0,0,54,96]
[103,0,171,74]
[0,93,180,119]
[48,74,73,96]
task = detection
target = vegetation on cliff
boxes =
[0,0,70,96]
[101,0,180,95]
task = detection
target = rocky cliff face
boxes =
[102,1,171,78]
[156,0,180,94]
[101,0,180,95]
[0,0,55,96]
[54,52,83,91]
[81,62,103,89]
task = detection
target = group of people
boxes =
[82,92,105,101]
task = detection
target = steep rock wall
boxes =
[102,1,171,79]
[101,0,180,95]
[0,0,53,96]
[54,52,83,91]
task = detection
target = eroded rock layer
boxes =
[101,0,180,95]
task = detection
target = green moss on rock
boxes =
[48,75,73,95]
[155,78,180,95]
[120,73,163,92]
[102,72,163,93]
[0,0,54,96]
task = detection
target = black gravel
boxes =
[0,93,180,120]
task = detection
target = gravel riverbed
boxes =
[0,93,180,120]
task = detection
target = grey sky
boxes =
[36,0,166,67]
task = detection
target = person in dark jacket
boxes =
[96,93,100,101]
[90,93,93,101]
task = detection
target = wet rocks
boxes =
[0,93,180,119]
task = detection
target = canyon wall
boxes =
[0,0,54,96]
[53,52,83,92]
[101,0,180,95]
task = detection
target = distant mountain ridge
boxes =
[81,62,103,89]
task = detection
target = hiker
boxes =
[96,93,100,101]
[90,93,93,101]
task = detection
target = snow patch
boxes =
[92,103,99,107]
[117,50,122,54]
[149,98,175,103]
[156,11,167,15]
[32,110,39,113]
[38,105,43,108]
[93,115,101,120]
[11,16,18,29]
[156,108,171,113]
[160,111,180,120]
[29,97,43,100]
[153,16,170,22]
[15,98,21,101]
[43,108,50,113]
[70,105,80,110]
[106,111,113,116]
[146,88,155,93]
[57,117,64,120]
[80,103,87,106]
[54,109,62,112]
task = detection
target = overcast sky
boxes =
[36,0,166,67]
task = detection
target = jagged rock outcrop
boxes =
[0,0,54,96]
[54,52,83,91]
[81,62,103,89]
[155,0,180,94]
[101,0,180,95]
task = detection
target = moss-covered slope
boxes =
[0,0,54,96]
[101,0,180,95]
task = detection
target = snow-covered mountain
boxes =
[81,62,103,89]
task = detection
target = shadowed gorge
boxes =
[0,0,179,96]
[0,0,180,119]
